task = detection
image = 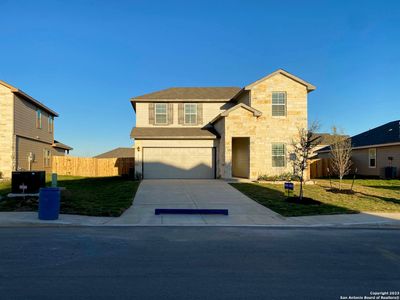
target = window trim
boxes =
[368,148,376,168]
[272,143,286,168]
[36,109,42,129]
[154,103,168,125]
[43,149,51,167]
[271,91,287,117]
[48,116,54,133]
[184,103,198,125]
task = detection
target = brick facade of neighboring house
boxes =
[130,69,315,180]
[0,80,72,178]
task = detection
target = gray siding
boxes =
[352,145,400,178]
[14,94,54,144]
[15,136,53,173]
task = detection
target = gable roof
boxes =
[245,69,316,92]
[130,127,219,139]
[210,103,262,124]
[131,87,241,102]
[94,147,134,158]
[0,80,59,117]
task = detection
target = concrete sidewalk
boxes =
[0,211,399,228]
[1,179,399,227]
[0,212,113,226]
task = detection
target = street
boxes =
[0,227,399,300]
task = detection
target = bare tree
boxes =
[291,122,321,201]
[329,127,352,190]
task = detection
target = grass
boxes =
[0,180,11,197]
[0,176,140,217]
[230,179,400,217]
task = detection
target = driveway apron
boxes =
[110,179,286,225]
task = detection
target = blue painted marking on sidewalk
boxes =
[155,209,229,215]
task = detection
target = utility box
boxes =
[11,171,46,194]
[384,167,397,179]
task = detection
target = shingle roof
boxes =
[130,127,219,139]
[94,147,134,158]
[53,140,73,150]
[311,133,349,146]
[351,120,400,148]
[317,120,400,152]
[210,103,262,124]
[132,87,241,101]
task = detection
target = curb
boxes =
[0,221,399,228]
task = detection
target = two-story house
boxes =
[130,69,315,180]
[0,80,72,178]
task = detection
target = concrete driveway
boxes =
[110,179,285,225]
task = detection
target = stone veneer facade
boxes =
[132,69,314,180]
[0,85,15,178]
[215,73,308,179]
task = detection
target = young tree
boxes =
[291,122,321,201]
[329,127,352,190]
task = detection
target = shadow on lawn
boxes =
[230,183,358,217]
[365,185,400,191]
[355,191,400,206]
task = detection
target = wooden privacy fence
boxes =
[52,156,135,177]
[309,158,330,179]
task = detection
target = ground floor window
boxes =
[43,149,51,167]
[369,148,376,168]
[272,143,286,167]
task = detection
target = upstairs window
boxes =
[184,103,197,125]
[36,109,42,129]
[272,92,286,116]
[369,148,376,168]
[155,103,168,124]
[272,143,286,167]
[48,116,54,133]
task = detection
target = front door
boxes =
[232,137,250,178]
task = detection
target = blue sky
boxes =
[1,0,399,156]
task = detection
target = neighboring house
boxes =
[0,80,72,178]
[130,69,315,179]
[317,121,400,178]
[348,121,399,178]
[53,140,73,156]
[94,147,134,159]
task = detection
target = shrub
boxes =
[258,172,298,181]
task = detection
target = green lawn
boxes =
[230,179,400,217]
[0,180,11,197]
[0,176,140,217]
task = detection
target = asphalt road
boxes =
[0,227,399,300]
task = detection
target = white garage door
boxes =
[143,147,215,179]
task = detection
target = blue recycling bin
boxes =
[38,187,61,220]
